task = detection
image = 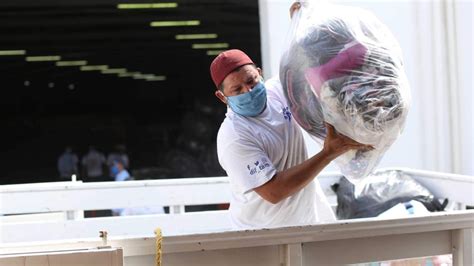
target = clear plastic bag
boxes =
[280,1,411,181]
[332,170,448,219]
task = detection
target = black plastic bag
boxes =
[332,170,448,219]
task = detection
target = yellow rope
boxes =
[154,228,162,266]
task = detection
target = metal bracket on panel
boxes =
[98,230,112,249]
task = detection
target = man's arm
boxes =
[254,123,372,204]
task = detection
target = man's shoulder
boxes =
[265,77,288,106]
[217,115,256,149]
[217,116,239,142]
[264,77,282,94]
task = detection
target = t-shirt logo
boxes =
[247,158,271,176]
[283,107,292,121]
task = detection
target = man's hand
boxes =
[253,122,372,205]
[322,122,373,160]
[290,2,301,18]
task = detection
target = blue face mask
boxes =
[111,165,120,176]
[226,81,267,117]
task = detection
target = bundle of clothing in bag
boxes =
[280,3,411,181]
[331,170,448,219]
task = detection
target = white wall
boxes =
[454,0,473,175]
[258,0,473,175]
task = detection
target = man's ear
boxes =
[215,90,227,105]
[256,67,264,80]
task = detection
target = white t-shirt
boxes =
[217,78,335,229]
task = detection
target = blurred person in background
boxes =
[107,144,130,178]
[81,146,107,182]
[111,159,131,182]
[57,146,79,180]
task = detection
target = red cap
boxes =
[210,49,254,88]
